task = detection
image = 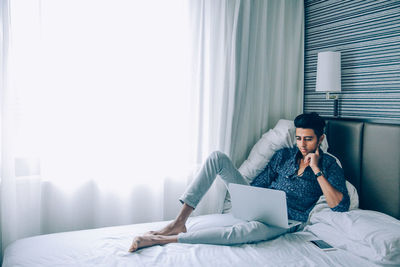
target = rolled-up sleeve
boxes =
[324,161,350,212]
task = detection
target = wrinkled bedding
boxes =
[3,213,380,267]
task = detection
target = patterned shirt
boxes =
[250,146,350,222]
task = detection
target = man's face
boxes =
[295,128,323,157]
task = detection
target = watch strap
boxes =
[314,171,323,178]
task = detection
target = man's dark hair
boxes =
[294,112,325,139]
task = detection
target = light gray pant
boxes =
[177,151,289,245]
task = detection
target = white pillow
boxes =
[307,180,359,224]
[306,209,400,264]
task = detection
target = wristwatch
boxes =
[314,171,324,179]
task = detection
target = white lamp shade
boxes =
[316,51,341,92]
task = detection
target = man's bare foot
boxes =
[128,235,178,252]
[129,236,154,252]
[146,221,187,236]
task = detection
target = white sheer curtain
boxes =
[187,0,241,215]
[1,0,196,253]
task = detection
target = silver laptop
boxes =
[229,183,301,229]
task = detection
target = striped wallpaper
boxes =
[304,0,400,124]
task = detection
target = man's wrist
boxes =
[314,170,324,179]
[311,166,321,174]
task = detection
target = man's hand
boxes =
[304,147,320,172]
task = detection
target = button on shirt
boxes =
[250,147,350,222]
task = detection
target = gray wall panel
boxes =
[304,0,400,123]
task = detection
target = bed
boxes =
[2,119,400,267]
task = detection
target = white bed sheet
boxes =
[3,214,380,267]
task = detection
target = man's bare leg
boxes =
[129,235,178,252]
[146,203,193,236]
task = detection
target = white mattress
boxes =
[3,214,379,267]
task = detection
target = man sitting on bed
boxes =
[129,112,350,252]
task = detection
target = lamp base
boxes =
[325,92,340,117]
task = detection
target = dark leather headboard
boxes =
[325,119,400,219]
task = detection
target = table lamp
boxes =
[316,51,341,117]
